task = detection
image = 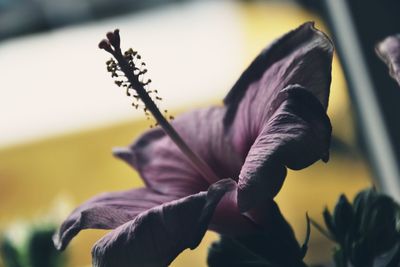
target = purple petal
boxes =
[376,34,400,86]
[237,85,332,212]
[54,188,175,250]
[114,107,243,196]
[209,181,258,235]
[225,22,333,157]
[91,179,235,267]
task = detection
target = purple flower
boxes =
[54,22,333,267]
[376,34,400,86]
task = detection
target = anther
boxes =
[126,48,137,56]
[142,79,152,85]
[139,69,148,75]
[124,54,133,61]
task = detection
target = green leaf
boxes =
[300,213,311,259]
[349,239,373,267]
[28,227,65,267]
[322,207,336,239]
[333,195,353,245]
[362,196,399,256]
[386,244,400,267]
[0,236,23,267]
[309,218,334,241]
[333,246,347,267]
[353,188,377,234]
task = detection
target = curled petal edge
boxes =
[376,34,400,86]
[237,85,332,213]
[91,179,236,267]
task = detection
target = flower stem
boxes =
[99,30,220,182]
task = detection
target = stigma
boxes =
[99,29,219,182]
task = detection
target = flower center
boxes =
[99,29,219,182]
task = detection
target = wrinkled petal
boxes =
[114,107,242,196]
[225,22,333,157]
[237,85,331,212]
[376,34,400,86]
[54,188,175,250]
[219,22,333,212]
[92,179,235,267]
[210,180,258,235]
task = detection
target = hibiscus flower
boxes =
[53,22,333,267]
[376,34,400,86]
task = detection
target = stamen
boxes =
[99,29,219,182]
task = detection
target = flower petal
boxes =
[91,179,235,267]
[224,22,333,157]
[376,34,400,86]
[237,85,332,212]
[113,107,243,196]
[210,180,258,235]
[114,23,333,200]
[54,188,174,250]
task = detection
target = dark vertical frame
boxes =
[311,0,400,201]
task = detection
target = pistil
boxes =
[99,29,220,182]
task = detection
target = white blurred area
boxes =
[0,1,245,147]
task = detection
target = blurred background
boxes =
[1,0,399,266]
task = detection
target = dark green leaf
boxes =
[362,196,399,256]
[0,236,23,267]
[300,213,311,259]
[386,244,400,267]
[333,247,347,267]
[353,188,377,233]
[322,207,336,239]
[309,218,334,241]
[28,227,65,267]
[349,239,373,267]
[333,195,353,245]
